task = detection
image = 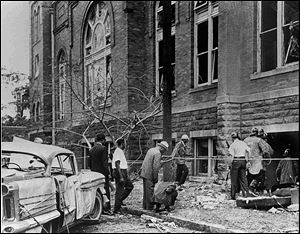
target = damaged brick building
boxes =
[28,1,299,185]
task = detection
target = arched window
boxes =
[32,103,36,122]
[155,1,176,96]
[36,101,40,121]
[34,54,40,78]
[58,52,66,119]
[33,6,40,42]
[84,2,112,106]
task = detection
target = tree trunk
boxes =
[161,1,174,182]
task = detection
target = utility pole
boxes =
[51,10,55,145]
[161,1,173,181]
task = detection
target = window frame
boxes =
[194,1,219,87]
[193,137,217,177]
[155,1,176,97]
[83,2,112,107]
[34,54,40,78]
[58,53,66,120]
[257,1,299,73]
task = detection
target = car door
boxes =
[51,154,79,226]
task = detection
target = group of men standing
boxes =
[228,127,275,199]
[89,133,192,215]
[141,134,192,212]
[89,134,133,215]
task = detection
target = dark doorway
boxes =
[265,131,299,189]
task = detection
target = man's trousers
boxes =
[114,169,134,212]
[175,164,189,186]
[142,178,156,210]
[230,159,249,199]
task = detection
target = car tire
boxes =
[88,191,103,220]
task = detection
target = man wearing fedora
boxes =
[141,141,172,210]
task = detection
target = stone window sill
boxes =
[250,63,299,80]
[189,83,218,94]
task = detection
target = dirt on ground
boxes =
[68,213,201,233]
[120,178,299,233]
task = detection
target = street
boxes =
[66,213,201,233]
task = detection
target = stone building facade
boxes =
[29,1,299,184]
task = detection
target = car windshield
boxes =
[1,152,46,172]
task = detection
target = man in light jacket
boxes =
[141,141,171,210]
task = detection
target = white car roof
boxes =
[1,137,74,165]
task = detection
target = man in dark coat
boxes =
[89,133,112,215]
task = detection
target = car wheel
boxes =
[88,191,103,220]
[41,221,53,233]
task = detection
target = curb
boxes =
[123,207,246,233]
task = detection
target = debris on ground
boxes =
[125,179,299,233]
[141,214,177,233]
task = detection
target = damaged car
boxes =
[1,138,109,233]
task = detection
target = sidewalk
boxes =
[114,178,299,233]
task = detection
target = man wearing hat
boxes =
[171,134,192,190]
[34,137,43,144]
[228,132,250,199]
[244,127,270,196]
[141,141,172,210]
[89,133,112,215]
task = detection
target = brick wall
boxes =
[27,1,299,179]
[241,95,299,136]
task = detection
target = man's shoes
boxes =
[102,210,114,216]
[121,202,127,207]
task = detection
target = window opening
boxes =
[194,1,219,86]
[259,1,299,72]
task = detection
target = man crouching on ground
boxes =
[153,182,178,212]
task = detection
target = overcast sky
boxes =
[1,1,30,117]
[1,1,30,74]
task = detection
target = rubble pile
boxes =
[141,214,177,233]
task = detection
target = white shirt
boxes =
[229,139,250,158]
[112,147,128,169]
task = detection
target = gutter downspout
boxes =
[51,11,55,145]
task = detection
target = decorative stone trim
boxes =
[190,129,217,138]
[151,132,178,140]
[217,87,299,104]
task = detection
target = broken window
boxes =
[58,52,66,120]
[156,1,176,96]
[194,1,208,9]
[83,2,112,106]
[259,1,299,72]
[283,1,299,64]
[195,2,219,86]
[34,55,40,78]
[194,138,217,177]
[36,101,40,122]
[32,103,36,122]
